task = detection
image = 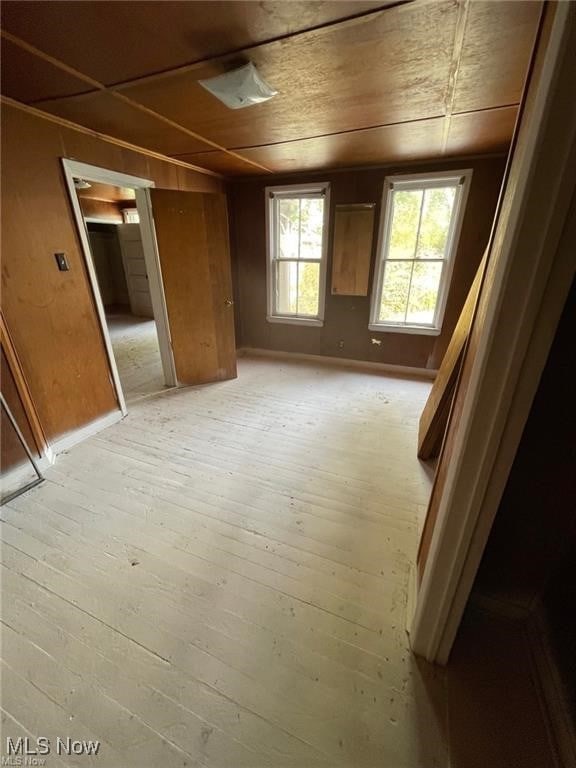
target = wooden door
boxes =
[149,190,237,385]
[117,223,154,318]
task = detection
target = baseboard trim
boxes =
[238,347,437,380]
[526,599,576,768]
[49,410,124,457]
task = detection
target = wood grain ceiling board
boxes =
[0,37,89,102]
[452,1,542,114]
[34,91,210,156]
[446,106,518,156]
[118,1,457,150]
[185,118,446,174]
[0,0,397,86]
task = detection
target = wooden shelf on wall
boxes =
[331,203,375,296]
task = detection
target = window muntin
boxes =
[266,185,329,324]
[370,172,471,334]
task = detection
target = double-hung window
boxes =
[266,183,330,326]
[370,170,472,335]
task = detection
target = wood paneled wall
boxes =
[0,104,223,443]
[229,157,506,369]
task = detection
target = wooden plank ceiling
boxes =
[0,0,541,177]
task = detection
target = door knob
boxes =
[225,299,234,306]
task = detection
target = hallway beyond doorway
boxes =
[107,312,165,402]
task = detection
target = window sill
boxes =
[267,315,324,328]
[368,323,441,336]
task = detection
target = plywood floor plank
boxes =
[2,570,403,767]
[2,497,404,635]
[11,474,395,598]
[2,576,356,766]
[73,435,420,549]
[3,497,409,689]
[90,404,419,490]
[2,496,392,644]
[1,357,447,767]
[94,423,423,524]
[0,518,403,686]
[2,618,321,768]
[2,544,424,766]
[47,461,412,577]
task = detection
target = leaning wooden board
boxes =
[417,251,487,459]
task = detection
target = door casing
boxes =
[410,2,576,664]
[62,159,178,415]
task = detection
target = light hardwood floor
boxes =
[1,357,448,768]
[107,312,166,402]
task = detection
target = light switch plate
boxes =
[54,253,69,271]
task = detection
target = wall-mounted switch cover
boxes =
[54,252,69,271]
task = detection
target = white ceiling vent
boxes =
[198,62,278,110]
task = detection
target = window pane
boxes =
[379,261,412,323]
[276,260,298,314]
[297,262,320,316]
[276,261,320,316]
[406,261,443,325]
[278,198,301,260]
[277,197,324,261]
[299,198,324,260]
[415,187,457,259]
[389,190,423,260]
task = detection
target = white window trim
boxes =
[369,169,473,335]
[265,182,330,327]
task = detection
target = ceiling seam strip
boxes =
[168,104,517,163]
[441,0,470,155]
[186,104,519,155]
[0,95,223,178]
[0,29,273,174]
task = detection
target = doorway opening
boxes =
[62,160,177,414]
[84,199,164,401]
